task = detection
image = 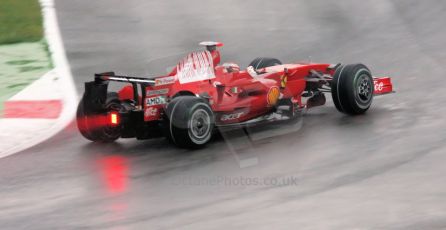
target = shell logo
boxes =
[267,86,280,105]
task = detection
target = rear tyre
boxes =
[249,57,282,70]
[76,92,122,142]
[165,96,214,148]
[331,64,374,115]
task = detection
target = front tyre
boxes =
[165,96,214,148]
[331,64,374,115]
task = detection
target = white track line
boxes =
[39,0,78,124]
[0,0,78,158]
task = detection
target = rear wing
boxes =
[84,72,155,112]
[94,72,155,85]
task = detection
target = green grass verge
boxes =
[0,42,52,115]
[0,0,43,44]
[0,0,50,115]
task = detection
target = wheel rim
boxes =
[356,74,372,103]
[188,108,211,144]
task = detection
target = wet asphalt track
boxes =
[1,0,446,229]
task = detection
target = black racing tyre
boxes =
[76,92,122,142]
[331,64,374,115]
[249,57,282,70]
[165,96,214,148]
[77,98,95,141]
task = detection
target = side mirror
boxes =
[214,81,225,88]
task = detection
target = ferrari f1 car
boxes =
[77,41,393,148]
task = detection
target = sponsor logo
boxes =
[155,76,175,86]
[144,107,158,117]
[374,80,384,92]
[280,74,287,88]
[147,88,169,96]
[267,86,280,105]
[221,112,244,121]
[146,96,167,106]
[177,51,215,84]
[230,87,240,94]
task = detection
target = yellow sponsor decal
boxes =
[267,86,280,105]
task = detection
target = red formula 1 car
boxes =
[77,41,393,148]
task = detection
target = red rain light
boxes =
[110,112,119,125]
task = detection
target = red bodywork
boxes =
[117,47,393,125]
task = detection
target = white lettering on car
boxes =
[221,112,245,121]
[374,80,384,92]
[146,96,167,106]
[144,107,158,117]
[147,88,169,96]
[155,76,175,86]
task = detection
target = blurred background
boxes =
[1,0,446,229]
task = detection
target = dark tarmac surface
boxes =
[1,0,446,229]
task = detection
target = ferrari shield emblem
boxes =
[280,74,287,88]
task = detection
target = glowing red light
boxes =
[110,112,119,125]
[99,156,128,194]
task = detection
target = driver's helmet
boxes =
[222,62,240,73]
